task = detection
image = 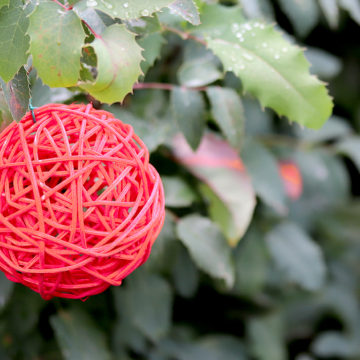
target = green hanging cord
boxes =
[29,99,38,124]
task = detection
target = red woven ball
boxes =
[0,103,165,300]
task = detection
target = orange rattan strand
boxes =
[0,103,165,300]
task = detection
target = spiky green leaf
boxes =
[80,24,143,103]
[196,4,333,129]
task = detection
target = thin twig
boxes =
[52,0,72,10]
[82,20,101,38]
[162,25,207,46]
[133,82,208,91]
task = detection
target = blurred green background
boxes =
[1,0,360,359]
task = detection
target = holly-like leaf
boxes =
[80,24,143,103]
[277,0,320,37]
[177,215,235,288]
[0,66,29,122]
[0,0,30,82]
[172,134,256,246]
[28,1,85,87]
[171,87,206,150]
[168,0,201,25]
[195,4,333,129]
[206,86,245,150]
[266,222,326,291]
[74,0,173,20]
[50,308,112,360]
[138,32,165,74]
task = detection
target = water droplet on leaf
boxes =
[86,0,97,6]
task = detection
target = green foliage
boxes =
[28,1,85,87]
[177,215,235,287]
[276,0,320,37]
[266,222,326,291]
[0,0,360,359]
[74,0,173,20]
[114,271,173,341]
[171,87,206,149]
[0,274,13,309]
[206,86,245,150]
[178,41,222,87]
[80,24,143,103]
[172,134,256,246]
[168,0,200,25]
[0,0,29,82]
[138,32,165,74]
[51,308,112,360]
[196,4,333,129]
[0,66,30,121]
[241,137,287,214]
[248,313,286,360]
[318,0,339,28]
[162,176,197,207]
[233,226,268,297]
[0,0,9,9]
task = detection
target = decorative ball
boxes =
[0,103,165,300]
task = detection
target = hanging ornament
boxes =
[0,103,165,299]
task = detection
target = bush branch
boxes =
[133,82,207,91]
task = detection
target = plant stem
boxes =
[53,0,72,10]
[162,25,207,46]
[133,82,207,91]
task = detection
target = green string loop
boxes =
[29,99,37,123]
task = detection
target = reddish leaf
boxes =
[279,161,303,200]
[172,133,256,246]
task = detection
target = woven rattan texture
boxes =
[0,103,165,299]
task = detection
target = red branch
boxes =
[52,0,100,38]
[52,0,72,10]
